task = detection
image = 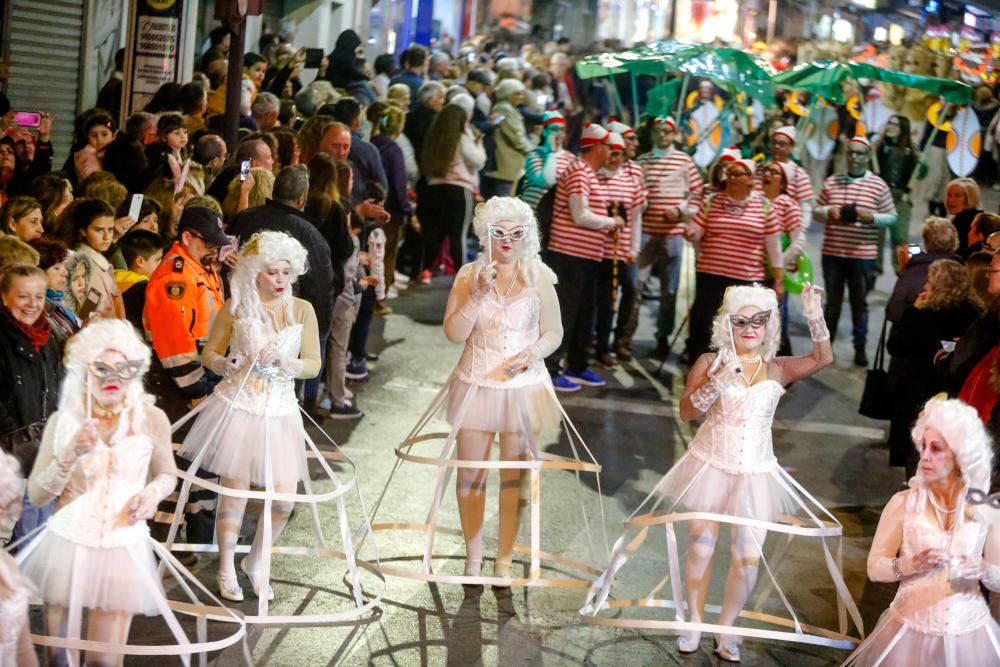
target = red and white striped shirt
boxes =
[692,192,779,280]
[548,158,614,261]
[636,148,704,236]
[768,193,802,235]
[817,171,895,260]
[598,166,644,260]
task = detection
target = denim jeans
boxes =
[303,330,331,404]
[821,254,877,349]
[638,234,685,342]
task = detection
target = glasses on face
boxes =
[89,359,145,381]
[487,225,530,242]
[727,169,751,178]
[772,139,792,147]
[729,310,771,330]
[764,166,783,176]
[886,120,901,127]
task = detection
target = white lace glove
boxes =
[690,355,741,413]
[223,352,247,378]
[125,474,175,524]
[35,420,98,496]
[801,282,830,342]
[504,344,543,379]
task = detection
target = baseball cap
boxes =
[177,205,231,247]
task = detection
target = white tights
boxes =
[45,606,132,666]
[683,519,765,640]
[216,477,296,580]
[455,430,529,573]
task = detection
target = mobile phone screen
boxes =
[128,194,143,223]
[304,48,324,69]
[78,287,102,320]
[240,160,251,182]
[12,112,41,128]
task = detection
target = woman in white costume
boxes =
[441,196,563,581]
[585,284,854,662]
[16,319,178,666]
[177,230,321,603]
[845,397,1000,667]
[0,451,37,666]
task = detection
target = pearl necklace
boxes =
[928,491,959,515]
[494,262,521,304]
[737,353,762,363]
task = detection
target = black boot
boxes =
[853,345,869,367]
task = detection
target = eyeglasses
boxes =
[726,169,751,178]
[89,359,145,381]
[487,225,530,242]
[729,310,771,330]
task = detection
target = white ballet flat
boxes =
[240,557,274,601]
[714,634,741,663]
[216,573,244,602]
[676,631,701,654]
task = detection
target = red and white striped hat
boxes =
[718,146,742,163]
[848,135,871,150]
[606,120,635,136]
[772,125,796,144]
[653,116,677,132]
[608,132,626,150]
[581,123,611,147]
[542,110,566,127]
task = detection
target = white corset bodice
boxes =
[890,514,990,636]
[49,433,155,548]
[216,321,303,416]
[455,294,548,388]
[687,380,784,473]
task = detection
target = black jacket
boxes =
[228,200,336,332]
[935,309,1000,396]
[404,105,438,167]
[0,308,63,473]
[103,134,150,194]
[885,251,961,324]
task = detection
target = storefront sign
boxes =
[121,0,185,118]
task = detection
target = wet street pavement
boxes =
[43,189,998,665]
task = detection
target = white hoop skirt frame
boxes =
[164,369,385,624]
[366,373,608,588]
[580,455,866,652]
[11,527,248,666]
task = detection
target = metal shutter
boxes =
[7,0,84,165]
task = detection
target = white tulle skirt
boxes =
[847,609,1000,667]
[444,377,560,434]
[651,452,799,522]
[17,531,164,616]
[177,394,308,488]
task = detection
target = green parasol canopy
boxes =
[772,60,972,106]
[646,79,683,119]
[678,47,776,101]
[574,40,708,80]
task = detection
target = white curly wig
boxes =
[55,319,154,454]
[0,451,22,534]
[229,231,309,323]
[908,397,994,519]
[472,196,555,287]
[710,285,781,361]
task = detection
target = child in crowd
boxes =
[114,229,165,332]
[58,197,124,319]
[73,111,116,182]
[326,210,364,420]
[346,181,384,382]
[364,181,388,305]
[146,112,190,183]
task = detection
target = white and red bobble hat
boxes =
[718,145,742,163]
[732,157,757,174]
[848,135,871,150]
[606,120,635,136]
[772,125,796,144]
[581,123,610,147]
[608,132,626,150]
[653,116,677,132]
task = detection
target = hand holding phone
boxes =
[78,287,102,320]
[240,159,251,182]
[128,194,143,223]
[304,48,324,69]
[12,112,41,128]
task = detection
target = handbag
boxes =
[859,320,891,420]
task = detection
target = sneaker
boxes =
[345,358,369,381]
[375,302,392,316]
[329,403,363,420]
[303,402,327,422]
[386,286,400,300]
[599,352,618,369]
[393,271,410,287]
[552,374,582,392]
[564,369,606,387]
[854,346,869,368]
[419,269,432,285]
[365,352,380,362]
[613,339,632,361]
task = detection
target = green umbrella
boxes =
[678,47,776,101]
[574,40,707,80]
[772,60,972,106]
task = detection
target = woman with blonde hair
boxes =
[945,176,982,255]
[886,258,982,478]
[369,101,414,293]
[222,166,275,221]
